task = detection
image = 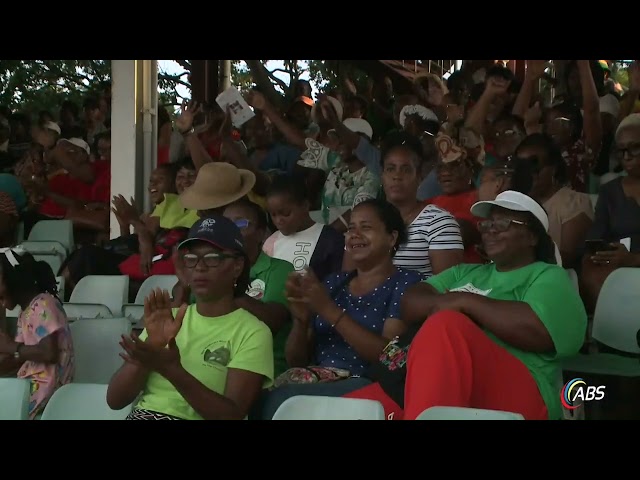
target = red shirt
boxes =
[157,145,170,166]
[202,138,221,160]
[91,160,111,203]
[39,173,93,218]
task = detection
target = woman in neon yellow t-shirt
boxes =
[107,215,274,420]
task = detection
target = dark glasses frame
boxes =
[180,252,238,269]
[477,218,528,233]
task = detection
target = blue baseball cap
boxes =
[178,215,245,254]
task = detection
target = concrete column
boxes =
[138,60,158,215]
[110,60,140,239]
[110,60,157,238]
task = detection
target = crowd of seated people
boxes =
[1,59,639,420]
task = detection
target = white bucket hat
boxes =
[399,104,439,128]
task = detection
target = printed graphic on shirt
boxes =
[449,282,492,296]
[247,279,266,300]
[202,341,231,367]
[266,223,324,271]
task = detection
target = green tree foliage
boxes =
[236,60,370,101]
[0,60,187,118]
[0,59,361,120]
[158,60,191,111]
[0,60,111,115]
[610,61,629,89]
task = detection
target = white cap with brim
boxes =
[44,121,61,135]
[58,137,90,155]
[599,94,620,118]
[329,118,373,140]
[311,96,343,124]
[470,190,549,232]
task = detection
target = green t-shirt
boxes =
[248,252,295,377]
[188,252,294,378]
[426,262,587,420]
[136,305,274,420]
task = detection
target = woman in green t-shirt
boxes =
[344,191,587,420]
[107,215,274,420]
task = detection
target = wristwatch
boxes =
[14,343,23,359]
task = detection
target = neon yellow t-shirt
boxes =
[136,305,274,420]
[151,193,200,229]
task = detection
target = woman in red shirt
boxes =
[21,137,97,237]
[426,134,482,263]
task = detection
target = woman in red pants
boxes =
[345,190,588,420]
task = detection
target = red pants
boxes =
[344,310,548,420]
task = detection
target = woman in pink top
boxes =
[0,249,74,419]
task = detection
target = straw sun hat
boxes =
[179,162,256,211]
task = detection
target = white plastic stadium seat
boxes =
[69,275,129,317]
[70,317,131,384]
[40,384,132,420]
[0,378,31,420]
[272,395,385,420]
[416,406,524,420]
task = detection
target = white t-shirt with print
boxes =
[263,222,324,272]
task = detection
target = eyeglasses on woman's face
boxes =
[615,143,640,161]
[233,218,251,230]
[477,218,528,234]
[180,252,237,268]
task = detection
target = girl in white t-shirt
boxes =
[263,176,345,281]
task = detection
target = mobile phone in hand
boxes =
[585,239,615,255]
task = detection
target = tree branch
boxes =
[175,60,192,70]
[244,60,284,110]
[270,68,292,78]
[266,69,289,92]
[159,73,191,88]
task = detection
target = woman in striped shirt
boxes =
[380,132,464,278]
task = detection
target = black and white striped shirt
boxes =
[393,204,464,278]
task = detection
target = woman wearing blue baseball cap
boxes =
[107,214,274,420]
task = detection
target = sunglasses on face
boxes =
[615,143,640,161]
[181,252,237,268]
[477,218,528,233]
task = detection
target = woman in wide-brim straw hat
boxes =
[179,162,256,215]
